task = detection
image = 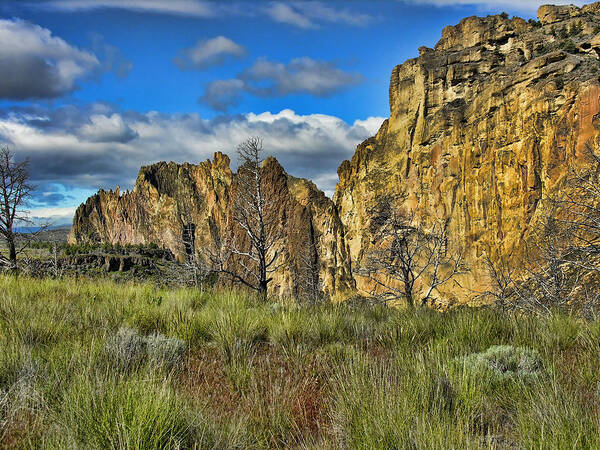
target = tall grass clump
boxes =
[51,372,222,449]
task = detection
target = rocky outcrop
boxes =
[69,154,355,299]
[71,3,600,305]
[334,3,600,305]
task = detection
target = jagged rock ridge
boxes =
[69,154,355,298]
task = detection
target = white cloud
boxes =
[174,36,246,70]
[0,106,385,222]
[79,113,138,143]
[0,19,99,99]
[267,3,314,28]
[266,2,376,28]
[200,57,364,110]
[41,0,216,16]
[29,206,78,226]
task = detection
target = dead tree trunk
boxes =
[213,137,281,301]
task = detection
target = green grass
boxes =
[1,275,600,448]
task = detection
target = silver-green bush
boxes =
[105,327,146,370]
[106,327,186,372]
[145,333,186,370]
[462,345,544,379]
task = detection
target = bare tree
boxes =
[178,222,212,291]
[354,197,466,307]
[554,144,600,272]
[0,147,34,271]
[212,137,281,300]
[477,252,518,315]
[519,209,584,313]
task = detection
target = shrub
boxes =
[105,327,186,372]
[535,43,550,55]
[560,39,577,53]
[145,333,186,370]
[461,345,544,380]
[559,26,569,39]
[105,327,146,371]
[569,20,584,36]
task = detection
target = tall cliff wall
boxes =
[335,3,600,305]
[71,3,600,305]
[69,153,355,299]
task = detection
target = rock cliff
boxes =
[69,154,355,299]
[71,3,600,304]
[335,3,600,305]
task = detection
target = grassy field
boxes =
[1,276,600,448]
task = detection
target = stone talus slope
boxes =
[335,3,600,305]
[69,153,355,299]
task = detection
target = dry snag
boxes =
[354,196,466,307]
[210,137,281,300]
[0,146,40,272]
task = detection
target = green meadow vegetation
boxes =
[1,275,600,449]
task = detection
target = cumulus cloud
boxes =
[0,19,99,100]
[266,2,376,28]
[79,113,138,143]
[174,36,246,70]
[200,79,246,111]
[0,106,385,215]
[199,57,363,110]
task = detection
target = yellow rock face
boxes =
[334,4,600,305]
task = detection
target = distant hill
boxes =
[16,227,71,243]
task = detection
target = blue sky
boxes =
[0,0,557,225]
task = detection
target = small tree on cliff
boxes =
[354,196,466,307]
[0,146,34,271]
[214,137,281,300]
